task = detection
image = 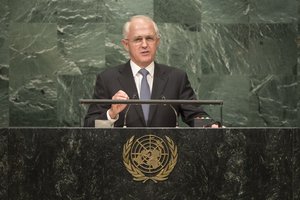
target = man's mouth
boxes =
[141,51,149,55]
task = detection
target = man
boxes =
[84,15,219,128]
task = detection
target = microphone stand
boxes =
[161,96,179,128]
[123,94,137,128]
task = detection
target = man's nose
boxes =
[141,38,148,47]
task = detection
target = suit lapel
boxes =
[117,62,137,98]
[148,63,169,125]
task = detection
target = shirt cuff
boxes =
[95,110,119,128]
[106,110,119,126]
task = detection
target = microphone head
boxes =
[131,93,137,99]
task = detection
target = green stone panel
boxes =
[106,0,153,24]
[57,0,105,23]
[201,0,249,23]
[57,23,106,75]
[9,76,58,127]
[156,23,201,91]
[0,0,9,55]
[249,23,297,75]
[0,0,8,25]
[154,0,201,25]
[9,23,60,126]
[8,0,58,23]
[1,0,299,127]
[0,37,8,127]
[0,79,8,127]
[57,75,95,127]
[0,0,9,127]
[249,75,298,127]
[9,23,75,86]
[250,0,297,23]
[200,23,250,75]
[198,75,250,127]
[105,22,128,68]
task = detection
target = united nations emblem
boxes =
[123,134,178,183]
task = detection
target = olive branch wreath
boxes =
[123,135,178,183]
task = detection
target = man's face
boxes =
[122,19,160,67]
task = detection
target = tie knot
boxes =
[138,68,149,77]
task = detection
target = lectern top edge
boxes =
[79,99,223,105]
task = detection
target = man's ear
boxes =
[157,38,160,47]
[121,39,129,51]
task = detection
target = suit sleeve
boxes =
[83,74,111,127]
[178,72,211,126]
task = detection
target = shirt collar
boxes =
[130,60,154,77]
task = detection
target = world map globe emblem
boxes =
[130,135,170,174]
[123,134,178,182]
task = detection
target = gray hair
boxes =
[122,15,160,39]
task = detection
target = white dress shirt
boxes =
[130,60,154,98]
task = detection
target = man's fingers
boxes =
[211,124,219,128]
[112,90,129,100]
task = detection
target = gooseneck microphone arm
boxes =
[161,96,179,128]
[123,94,137,128]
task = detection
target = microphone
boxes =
[123,94,137,128]
[161,96,179,128]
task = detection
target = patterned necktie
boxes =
[138,68,151,123]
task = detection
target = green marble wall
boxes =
[0,0,299,127]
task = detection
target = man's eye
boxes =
[134,38,143,42]
[146,37,154,41]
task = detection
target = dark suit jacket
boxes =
[84,61,210,127]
